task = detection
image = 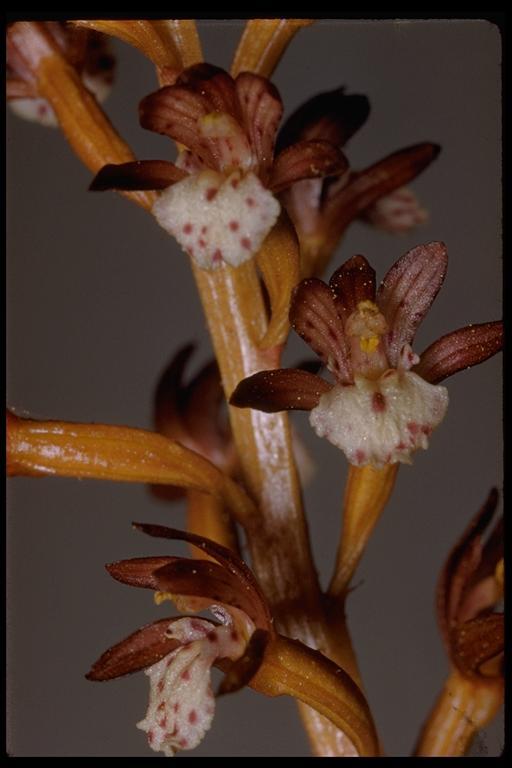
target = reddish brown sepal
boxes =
[106,556,176,590]
[153,559,270,630]
[290,278,352,384]
[276,86,370,151]
[90,160,186,191]
[329,254,376,326]
[414,321,503,384]
[270,140,348,193]
[132,523,273,632]
[377,242,448,366]
[229,368,331,413]
[324,143,441,235]
[86,618,181,681]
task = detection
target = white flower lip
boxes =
[137,617,246,756]
[152,169,280,270]
[309,370,449,468]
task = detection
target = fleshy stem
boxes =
[12,21,381,754]
[413,668,503,756]
[192,260,377,756]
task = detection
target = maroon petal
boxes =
[86,618,181,681]
[329,255,377,327]
[323,143,441,237]
[276,86,370,151]
[132,523,272,629]
[153,559,270,630]
[218,629,270,694]
[290,279,352,384]
[140,86,216,168]
[437,488,499,652]
[176,63,240,119]
[106,556,177,589]
[377,242,448,366]
[90,160,187,191]
[414,321,503,384]
[452,613,504,678]
[235,72,283,180]
[230,368,332,412]
[269,140,348,193]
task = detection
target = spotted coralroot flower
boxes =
[275,86,440,275]
[87,523,273,757]
[231,242,503,468]
[438,488,503,681]
[6,22,115,126]
[90,63,347,270]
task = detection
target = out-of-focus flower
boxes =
[87,523,273,756]
[152,344,315,500]
[90,63,347,270]
[6,22,115,126]
[231,242,502,468]
[414,489,504,756]
[437,488,503,681]
[276,86,440,276]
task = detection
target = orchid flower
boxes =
[89,63,347,270]
[87,523,273,756]
[7,22,115,126]
[276,85,440,276]
[415,489,504,756]
[437,488,503,682]
[231,242,502,468]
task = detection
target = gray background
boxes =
[6,19,503,757]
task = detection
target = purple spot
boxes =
[229,220,239,231]
[188,710,198,724]
[205,187,218,201]
[372,392,386,413]
[240,237,251,250]
[183,223,193,234]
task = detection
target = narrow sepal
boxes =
[270,140,348,193]
[86,618,181,681]
[329,254,377,326]
[290,278,352,383]
[106,557,176,589]
[377,242,448,366]
[415,321,503,384]
[230,368,332,412]
[235,72,283,179]
[277,86,370,151]
[132,523,273,631]
[90,160,186,191]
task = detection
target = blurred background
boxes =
[7,19,502,757]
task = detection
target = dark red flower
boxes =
[231,243,502,467]
[87,523,273,756]
[90,63,347,270]
[437,489,503,680]
[276,86,440,276]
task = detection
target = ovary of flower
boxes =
[309,368,448,468]
[153,169,280,270]
[137,617,247,756]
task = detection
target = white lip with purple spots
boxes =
[153,169,280,270]
[309,369,449,468]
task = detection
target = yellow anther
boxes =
[154,590,175,605]
[357,299,379,313]
[359,335,380,354]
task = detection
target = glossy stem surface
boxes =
[414,668,503,756]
